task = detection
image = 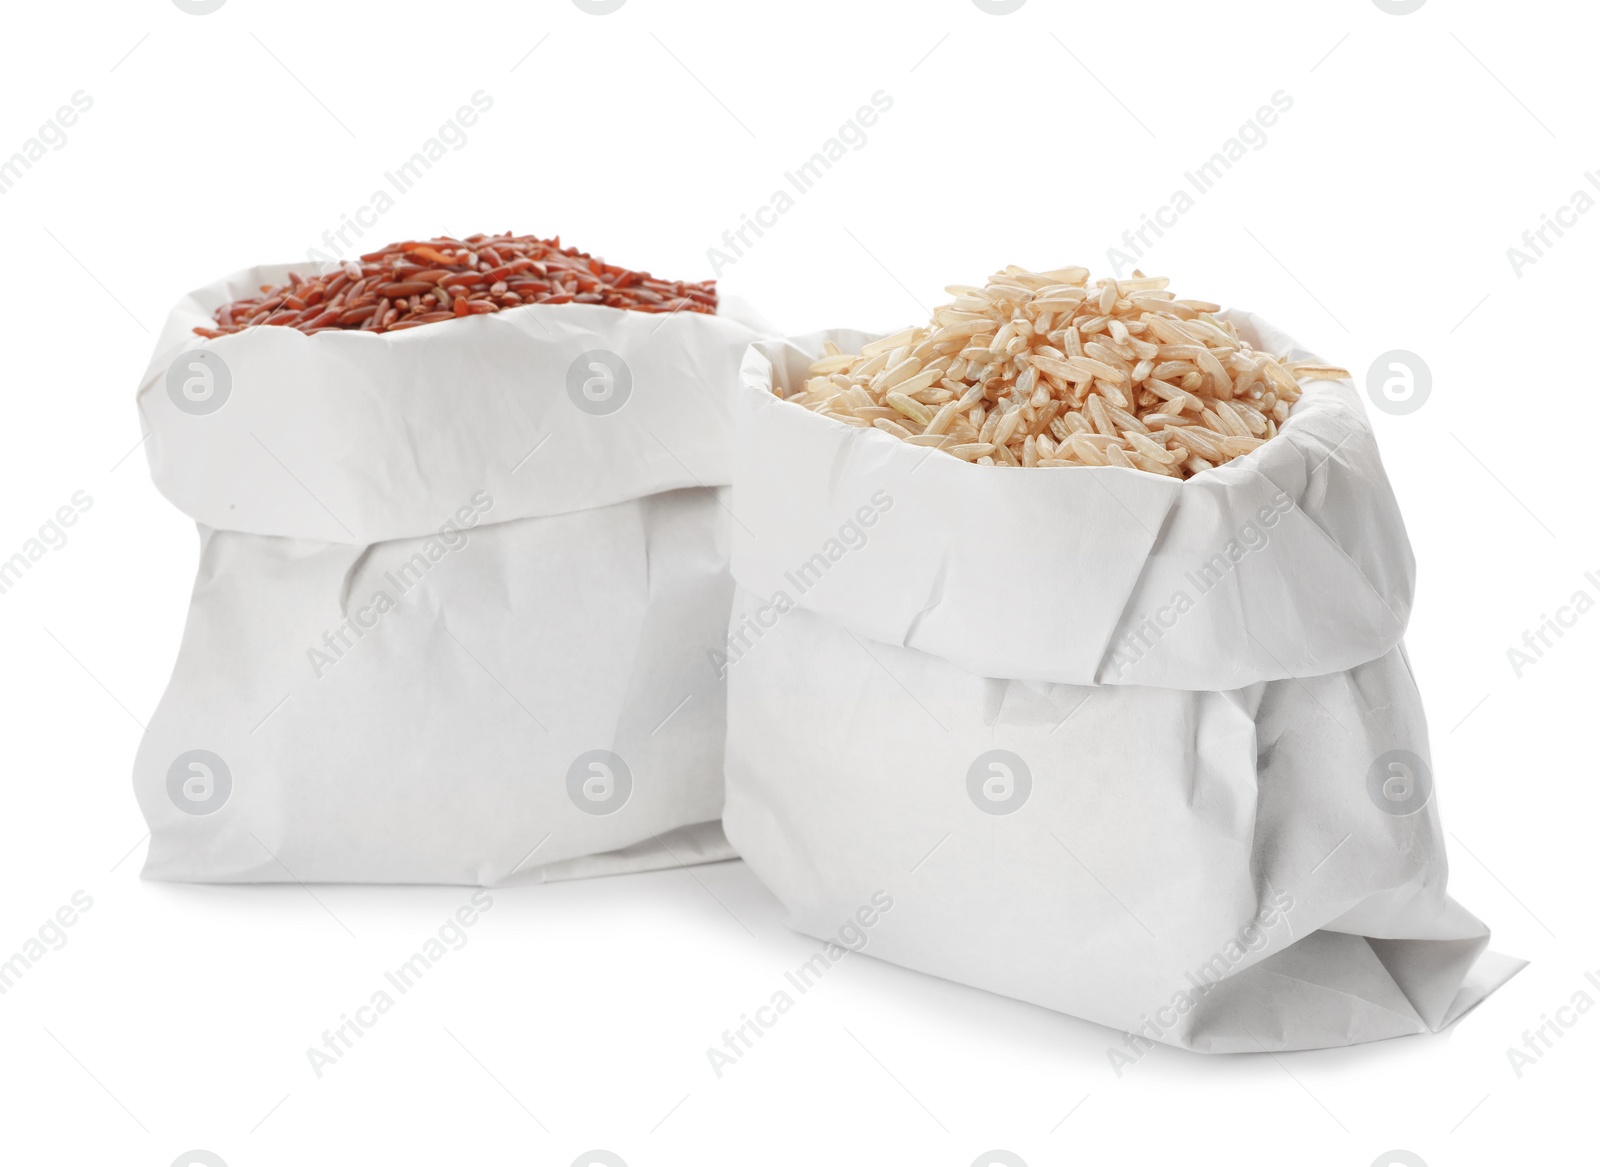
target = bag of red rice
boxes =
[134,237,768,884]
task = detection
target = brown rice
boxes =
[782,266,1348,478]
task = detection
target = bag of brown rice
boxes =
[721,280,1522,1053]
[134,245,768,884]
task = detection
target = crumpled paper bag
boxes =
[722,316,1523,1052]
[133,263,767,884]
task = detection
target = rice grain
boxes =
[787,264,1349,478]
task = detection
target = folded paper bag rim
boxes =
[728,310,1415,691]
[137,262,772,545]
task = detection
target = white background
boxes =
[0,1,1593,1164]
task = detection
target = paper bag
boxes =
[133,264,766,884]
[722,315,1523,1052]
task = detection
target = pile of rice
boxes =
[782,266,1347,477]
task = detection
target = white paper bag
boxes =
[722,315,1524,1053]
[133,264,767,885]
